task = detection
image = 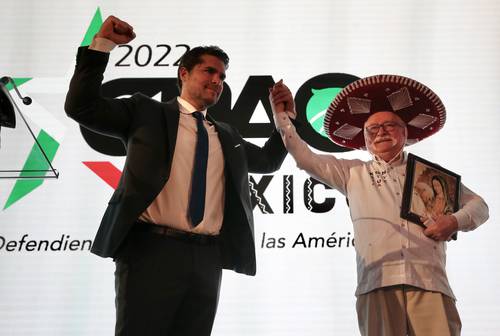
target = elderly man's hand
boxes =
[95,15,136,45]
[423,215,458,241]
[269,80,296,119]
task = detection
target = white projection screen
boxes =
[1,1,499,335]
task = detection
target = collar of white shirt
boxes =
[371,150,407,167]
[177,97,208,117]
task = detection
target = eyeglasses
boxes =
[364,121,404,136]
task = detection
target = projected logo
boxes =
[2,7,360,214]
[0,8,104,210]
[1,80,61,210]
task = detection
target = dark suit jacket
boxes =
[65,47,287,275]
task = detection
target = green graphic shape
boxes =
[5,78,32,91]
[81,7,103,46]
[2,8,100,211]
[306,87,342,138]
[3,130,60,209]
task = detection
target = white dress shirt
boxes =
[89,38,225,234]
[274,112,489,298]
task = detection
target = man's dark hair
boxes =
[177,46,230,91]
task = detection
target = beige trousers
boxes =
[356,285,461,336]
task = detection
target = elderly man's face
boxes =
[364,111,407,162]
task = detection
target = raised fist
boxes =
[269,80,296,118]
[95,15,136,45]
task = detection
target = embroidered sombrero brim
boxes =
[323,74,445,149]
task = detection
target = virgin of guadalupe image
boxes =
[411,172,455,224]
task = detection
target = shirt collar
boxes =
[177,97,207,117]
[371,150,407,167]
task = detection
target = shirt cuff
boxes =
[89,37,117,52]
[452,210,469,231]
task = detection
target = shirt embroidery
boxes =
[369,169,388,187]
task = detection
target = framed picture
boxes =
[401,153,460,239]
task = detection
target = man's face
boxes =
[364,111,407,161]
[179,54,226,110]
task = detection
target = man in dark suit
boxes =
[65,16,289,336]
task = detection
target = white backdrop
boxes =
[1,1,499,335]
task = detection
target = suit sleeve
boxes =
[64,46,137,141]
[237,126,288,174]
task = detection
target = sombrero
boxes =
[323,74,445,149]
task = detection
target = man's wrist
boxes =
[452,211,466,231]
[287,109,297,120]
[89,36,117,52]
[273,112,292,129]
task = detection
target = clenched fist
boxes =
[95,15,136,45]
[269,80,297,119]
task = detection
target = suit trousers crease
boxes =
[114,229,222,336]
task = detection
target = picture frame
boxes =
[401,153,460,240]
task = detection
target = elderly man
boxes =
[269,75,488,336]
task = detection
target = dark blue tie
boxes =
[188,111,208,226]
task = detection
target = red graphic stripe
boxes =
[83,161,122,190]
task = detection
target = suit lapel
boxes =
[162,98,180,165]
[208,114,232,157]
[208,115,243,184]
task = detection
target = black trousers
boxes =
[114,227,222,336]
